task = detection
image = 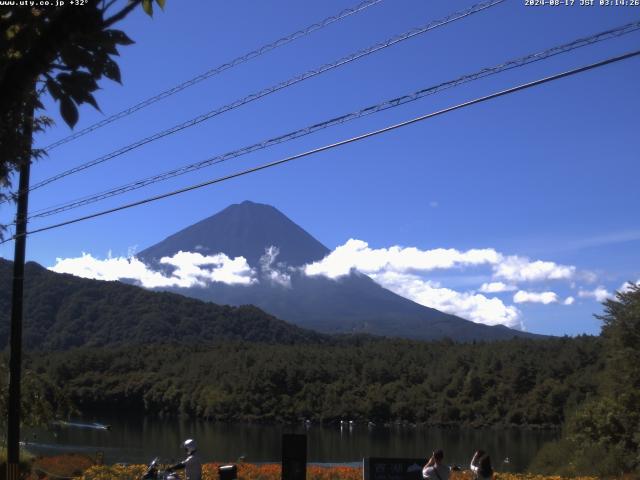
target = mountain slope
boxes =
[0,258,327,350]
[137,201,542,341]
[172,271,533,341]
[138,200,329,267]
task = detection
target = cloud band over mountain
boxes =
[49,238,600,331]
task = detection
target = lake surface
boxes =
[25,415,557,473]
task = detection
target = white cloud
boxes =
[563,296,575,306]
[494,255,575,283]
[578,286,612,302]
[619,280,640,293]
[50,253,170,286]
[304,239,500,278]
[302,239,589,328]
[479,281,517,293]
[50,251,256,288]
[259,246,291,288]
[369,271,522,329]
[513,290,558,304]
[160,251,255,286]
[305,240,579,288]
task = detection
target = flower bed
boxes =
[76,463,599,480]
[28,454,96,479]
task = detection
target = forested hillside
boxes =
[27,335,602,427]
[0,259,327,348]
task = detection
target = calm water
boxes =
[25,415,557,473]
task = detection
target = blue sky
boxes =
[1,0,639,336]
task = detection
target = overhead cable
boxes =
[41,0,385,152]
[3,48,638,244]
[26,20,640,220]
[25,0,505,194]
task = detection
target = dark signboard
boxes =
[363,457,425,480]
[282,434,307,480]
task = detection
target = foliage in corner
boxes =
[531,283,640,476]
[0,357,73,431]
[0,0,165,204]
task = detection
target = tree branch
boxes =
[103,0,142,27]
[102,0,119,13]
[50,62,73,71]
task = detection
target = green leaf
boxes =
[56,72,101,111]
[86,31,119,55]
[155,0,166,9]
[5,24,20,40]
[102,57,122,84]
[106,29,134,46]
[59,45,95,70]
[142,0,153,16]
[46,79,63,101]
[57,72,98,95]
[59,96,78,128]
[83,92,101,111]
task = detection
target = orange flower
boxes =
[31,453,95,479]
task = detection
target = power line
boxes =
[25,20,640,220]
[3,48,638,245]
[30,0,504,192]
[24,0,505,195]
[41,0,385,152]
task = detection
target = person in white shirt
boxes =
[470,450,493,479]
[422,449,449,480]
[167,438,202,480]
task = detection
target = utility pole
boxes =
[6,92,34,480]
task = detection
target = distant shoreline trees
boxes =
[22,335,602,429]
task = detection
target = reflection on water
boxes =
[26,414,557,473]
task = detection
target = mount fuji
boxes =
[137,201,540,341]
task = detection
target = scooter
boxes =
[141,457,180,480]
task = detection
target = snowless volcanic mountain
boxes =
[137,201,540,341]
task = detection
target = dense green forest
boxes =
[25,335,601,428]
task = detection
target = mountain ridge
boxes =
[0,258,329,350]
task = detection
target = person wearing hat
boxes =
[167,438,202,480]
